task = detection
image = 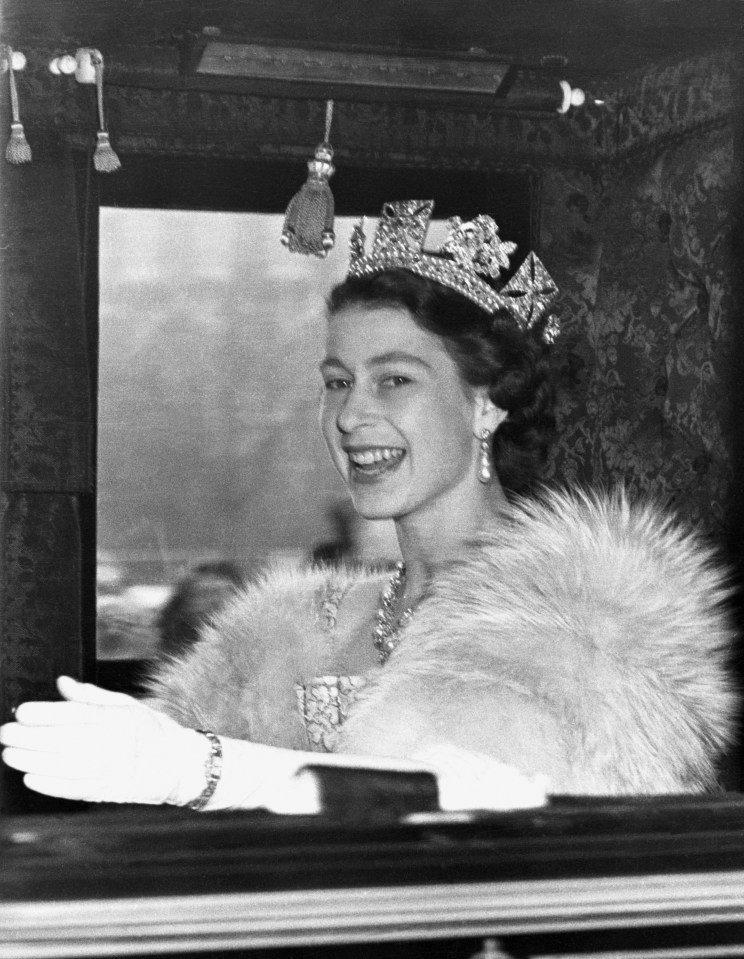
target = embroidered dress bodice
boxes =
[295,674,367,752]
[294,578,368,752]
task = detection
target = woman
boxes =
[0,201,736,812]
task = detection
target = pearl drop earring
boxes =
[478,428,492,484]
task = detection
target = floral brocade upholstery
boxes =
[542,123,738,538]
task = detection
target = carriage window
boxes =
[96,209,405,664]
[94,160,533,675]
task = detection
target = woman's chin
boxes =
[348,490,401,522]
[351,502,398,522]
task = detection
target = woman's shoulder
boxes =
[446,485,732,656]
[470,485,719,575]
[144,559,388,743]
[222,560,384,619]
[342,488,736,792]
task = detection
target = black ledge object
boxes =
[303,765,440,822]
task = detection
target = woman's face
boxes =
[319,304,484,522]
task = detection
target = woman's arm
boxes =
[0,677,342,811]
[0,677,548,812]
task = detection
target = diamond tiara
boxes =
[347,200,560,343]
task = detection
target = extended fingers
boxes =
[2,746,99,780]
[22,774,108,801]
[3,679,140,730]
[1,721,91,753]
[21,774,157,804]
[11,700,111,727]
[2,721,123,779]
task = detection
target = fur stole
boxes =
[145,563,385,750]
[146,489,738,794]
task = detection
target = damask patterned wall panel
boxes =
[0,152,93,493]
[539,165,605,491]
[0,493,85,812]
[545,124,738,537]
[0,149,94,811]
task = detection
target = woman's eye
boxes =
[323,378,351,391]
[381,375,411,388]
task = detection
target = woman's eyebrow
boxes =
[369,351,433,370]
[319,357,346,373]
[319,352,432,373]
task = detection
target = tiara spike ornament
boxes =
[441,215,517,279]
[347,200,559,342]
[501,254,560,343]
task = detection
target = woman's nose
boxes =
[336,385,376,433]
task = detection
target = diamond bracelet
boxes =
[187,730,223,811]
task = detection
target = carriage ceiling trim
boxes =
[2,0,743,82]
[191,39,513,98]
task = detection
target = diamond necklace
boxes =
[373,561,415,665]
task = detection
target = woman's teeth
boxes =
[348,448,404,468]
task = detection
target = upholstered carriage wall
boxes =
[544,123,740,536]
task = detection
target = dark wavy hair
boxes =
[327,269,555,495]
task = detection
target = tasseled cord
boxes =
[5,46,31,164]
[92,51,121,173]
[281,100,336,257]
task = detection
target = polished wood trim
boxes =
[534,948,744,959]
[4,871,744,958]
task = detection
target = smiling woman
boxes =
[319,304,500,529]
[1,200,736,812]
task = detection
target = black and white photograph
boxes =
[1,2,744,957]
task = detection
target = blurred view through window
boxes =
[97,209,400,661]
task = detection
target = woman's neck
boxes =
[393,481,508,606]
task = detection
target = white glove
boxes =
[0,678,550,814]
[0,677,209,805]
[0,677,324,812]
[411,744,549,811]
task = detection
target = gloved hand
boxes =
[411,744,549,811]
[0,677,209,805]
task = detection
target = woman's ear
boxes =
[472,390,508,438]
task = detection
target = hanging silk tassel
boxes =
[281,100,336,257]
[92,50,121,173]
[5,47,31,164]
